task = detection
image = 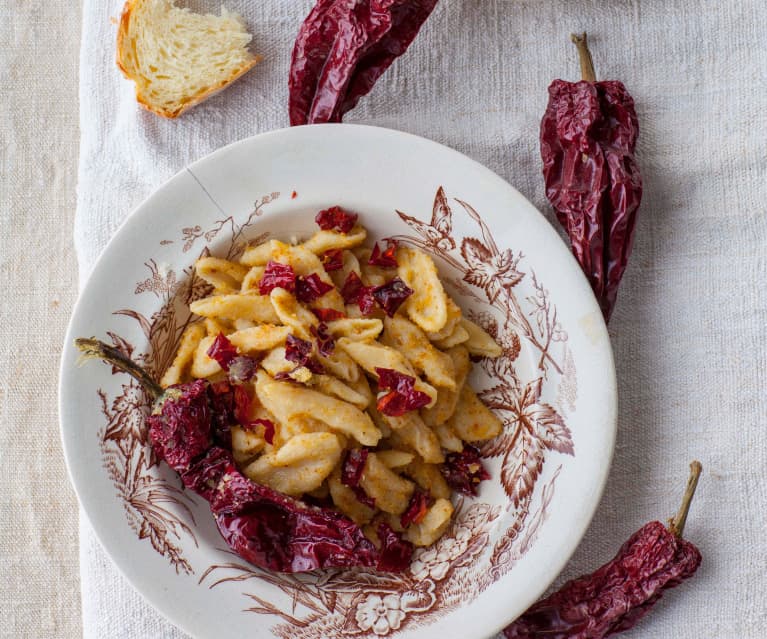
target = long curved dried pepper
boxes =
[504,462,703,638]
[540,33,642,321]
[75,337,413,573]
[289,0,439,125]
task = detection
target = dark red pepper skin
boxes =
[440,445,491,497]
[212,465,386,573]
[289,0,439,125]
[147,380,212,473]
[180,446,233,503]
[503,521,701,638]
[540,79,642,321]
[148,379,414,573]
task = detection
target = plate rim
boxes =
[59,123,617,639]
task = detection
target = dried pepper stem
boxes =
[75,337,163,399]
[668,460,703,538]
[570,32,597,82]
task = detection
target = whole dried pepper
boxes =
[289,0,439,125]
[75,338,413,573]
[540,33,642,321]
[504,462,703,638]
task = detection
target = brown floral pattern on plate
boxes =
[92,187,577,636]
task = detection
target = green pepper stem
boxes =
[570,32,597,82]
[668,461,703,538]
[75,337,163,399]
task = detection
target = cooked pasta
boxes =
[160,211,506,547]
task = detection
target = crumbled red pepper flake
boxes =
[291,190,297,199]
[358,288,377,315]
[375,367,431,416]
[321,249,344,271]
[440,445,491,497]
[285,334,324,374]
[315,206,358,233]
[341,272,378,315]
[285,333,312,363]
[341,449,368,487]
[340,270,363,303]
[233,384,251,425]
[248,418,275,445]
[296,273,334,303]
[207,332,239,371]
[311,307,346,322]
[376,522,414,573]
[206,380,235,448]
[401,490,431,528]
[228,356,257,383]
[368,239,399,268]
[209,379,232,396]
[259,261,297,295]
[342,449,375,509]
[353,486,376,509]
[340,271,374,307]
[371,277,413,317]
[310,322,335,356]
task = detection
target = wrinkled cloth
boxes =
[73,1,767,638]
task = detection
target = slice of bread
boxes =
[117,0,262,118]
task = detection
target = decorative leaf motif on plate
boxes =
[93,187,579,636]
[396,186,456,252]
[93,195,281,574]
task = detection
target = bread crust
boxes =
[115,0,262,119]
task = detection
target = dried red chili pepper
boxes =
[244,418,276,445]
[375,367,431,415]
[369,239,399,268]
[75,338,413,573]
[285,333,325,374]
[315,206,358,233]
[320,249,344,272]
[440,445,490,497]
[371,276,413,316]
[258,260,296,295]
[206,332,238,370]
[400,489,431,527]
[340,271,378,316]
[310,322,336,357]
[540,33,642,321]
[340,448,376,508]
[312,307,346,322]
[296,273,335,303]
[341,448,369,487]
[504,462,703,638]
[289,0,439,125]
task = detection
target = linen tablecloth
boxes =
[75,1,767,637]
[1,2,81,637]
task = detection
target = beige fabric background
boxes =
[3,1,767,638]
[0,1,82,637]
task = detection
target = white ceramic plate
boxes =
[60,124,616,639]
